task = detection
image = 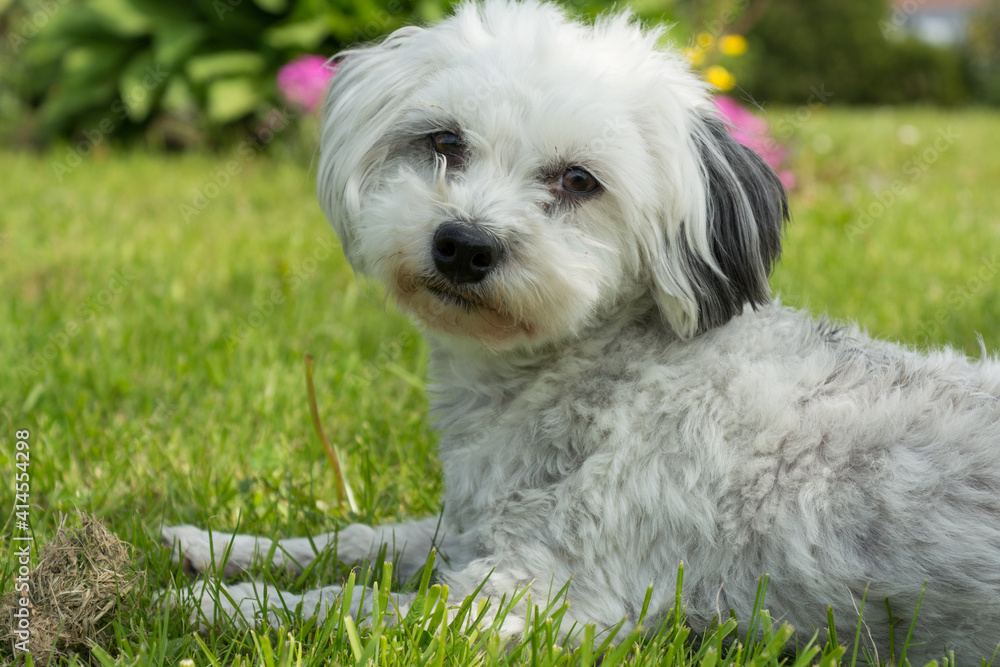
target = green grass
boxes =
[2,107,1000,665]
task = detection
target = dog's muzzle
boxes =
[432,221,503,285]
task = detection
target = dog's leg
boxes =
[173,576,421,631]
[175,572,530,640]
[325,516,457,581]
[170,549,580,644]
[174,578,350,630]
[162,516,454,580]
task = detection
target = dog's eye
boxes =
[561,167,600,195]
[430,132,465,167]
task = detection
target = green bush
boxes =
[965,0,1000,105]
[3,0,987,148]
[2,0,453,145]
[889,38,970,107]
[735,0,971,106]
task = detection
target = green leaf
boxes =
[416,0,448,22]
[21,5,109,43]
[119,50,161,122]
[39,78,116,137]
[252,0,288,13]
[206,76,260,123]
[160,76,198,115]
[63,44,134,82]
[264,17,330,50]
[87,0,154,36]
[154,23,207,69]
[22,383,45,413]
[89,645,118,667]
[187,51,266,84]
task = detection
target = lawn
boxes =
[2,106,1000,665]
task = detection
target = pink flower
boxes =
[277,55,338,113]
[713,96,795,190]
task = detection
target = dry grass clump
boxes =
[1,513,144,665]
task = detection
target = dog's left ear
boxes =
[651,113,788,338]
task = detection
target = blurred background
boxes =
[1,0,999,149]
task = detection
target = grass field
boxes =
[2,106,1000,665]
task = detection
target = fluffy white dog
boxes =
[163,0,1000,661]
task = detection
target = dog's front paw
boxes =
[161,524,276,577]
[160,579,276,630]
[161,578,347,631]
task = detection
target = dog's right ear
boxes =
[317,27,428,265]
[648,112,788,338]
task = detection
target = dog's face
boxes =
[318,0,788,351]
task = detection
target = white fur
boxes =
[163,1,1000,661]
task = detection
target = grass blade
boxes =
[304,353,357,512]
[850,585,869,667]
[343,614,363,664]
[898,582,927,667]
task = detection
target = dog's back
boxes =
[431,300,1000,660]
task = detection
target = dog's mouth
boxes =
[390,270,537,346]
[404,274,503,316]
[424,282,480,311]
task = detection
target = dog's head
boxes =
[318,0,787,351]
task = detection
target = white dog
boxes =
[163,0,1000,661]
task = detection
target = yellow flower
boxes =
[706,65,736,91]
[683,47,705,66]
[719,34,748,56]
[695,32,714,50]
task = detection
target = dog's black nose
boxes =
[432,222,502,285]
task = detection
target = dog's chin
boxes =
[392,275,540,350]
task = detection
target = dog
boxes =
[162,0,1000,661]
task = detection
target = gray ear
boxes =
[684,114,788,333]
